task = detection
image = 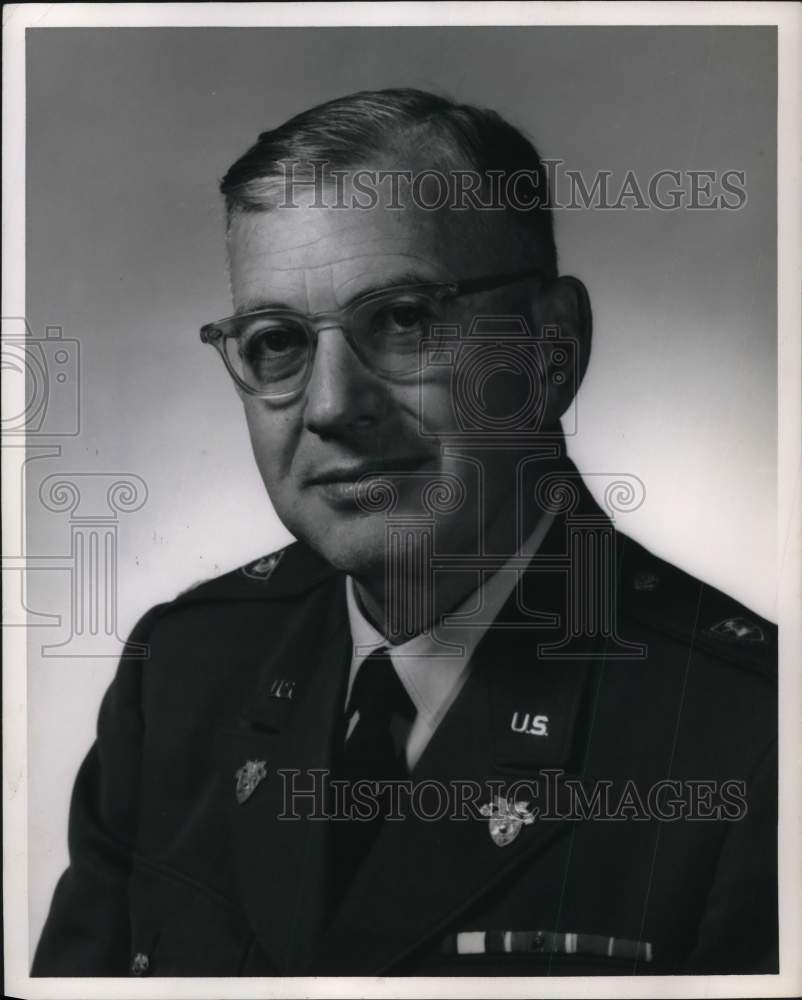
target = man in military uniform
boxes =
[33,89,777,977]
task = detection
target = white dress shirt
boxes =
[344,512,554,771]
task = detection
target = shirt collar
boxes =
[345,512,554,728]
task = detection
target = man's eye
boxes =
[386,306,425,330]
[370,303,431,339]
[242,325,305,359]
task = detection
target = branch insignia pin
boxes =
[480,795,536,847]
[235,759,268,804]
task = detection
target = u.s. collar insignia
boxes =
[234,759,268,804]
[268,678,296,701]
[480,796,536,847]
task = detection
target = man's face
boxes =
[228,183,548,581]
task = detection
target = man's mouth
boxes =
[304,457,437,506]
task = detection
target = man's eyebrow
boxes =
[233,271,446,317]
[235,298,294,316]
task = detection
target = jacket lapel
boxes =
[222,475,619,974]
[312,536,602,974]
[218,575,351,974]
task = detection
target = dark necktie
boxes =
[329,648,416,911]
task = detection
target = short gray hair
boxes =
[220,88,558,276]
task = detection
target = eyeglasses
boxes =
[199,268,547,401]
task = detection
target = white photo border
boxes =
[3,3,800,998]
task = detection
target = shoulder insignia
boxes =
[632,571,660,593]
[708,616,766,643]
[240,548,286,582]
[160,542,337,613]
[619,534,776,679]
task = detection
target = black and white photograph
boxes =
[3,3,800,997]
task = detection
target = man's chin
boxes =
[294,516,389,580]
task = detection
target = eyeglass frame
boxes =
[199,266,549,400]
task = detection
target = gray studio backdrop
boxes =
[25,26,776,955]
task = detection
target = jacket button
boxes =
[131,952,150,975]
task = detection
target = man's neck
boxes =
[352,486,546,642]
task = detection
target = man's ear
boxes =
[533,275,593,425]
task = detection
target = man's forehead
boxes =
[225,183,499,299]
[230,189,456,260]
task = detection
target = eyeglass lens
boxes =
[222,290,445,393]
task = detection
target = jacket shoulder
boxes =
[160,541,338,612]
[618,532,776,681]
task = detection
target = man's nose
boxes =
[302,326,385,435]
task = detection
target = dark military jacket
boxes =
[32,480,777,978]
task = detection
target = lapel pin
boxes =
[480,795,536,847]
[234,759,268,804]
